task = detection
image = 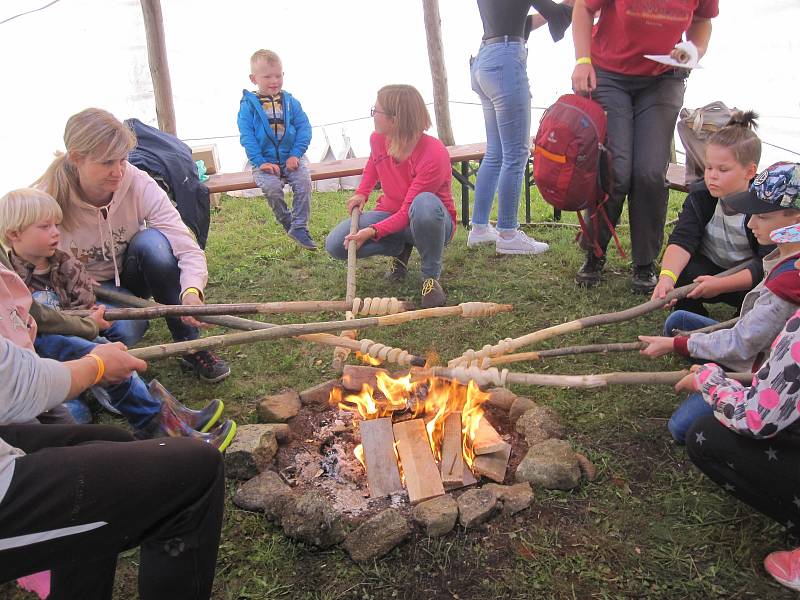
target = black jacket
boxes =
[667,181,774,284]
[125,119,211,248]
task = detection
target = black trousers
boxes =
[686,415,800,535]
[673,253,749,316]
[0,424,224,600]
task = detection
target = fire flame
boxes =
[330,371,490,473]
[355,351,382,366]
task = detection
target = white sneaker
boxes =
[467,223,499,247]
[495,230,549,255]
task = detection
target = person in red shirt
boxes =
[570,0,718,292]
[325,85,457,308]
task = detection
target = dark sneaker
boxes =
[631,263,658,295]
[288,227,317,250]
[575,252,606,288]
[421,278,446,308]
[181,350,231,384]
[385,243,414,283]
[148,379,224,433]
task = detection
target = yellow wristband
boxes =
[87,352,105,386]
[659,269,678,284]
[181,287,202,302]
[576,56,592,65]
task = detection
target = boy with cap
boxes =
[639,162,800,442]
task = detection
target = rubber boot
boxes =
[134,402,237,452]
[148,379,224,433]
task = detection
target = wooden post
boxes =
[421,0,455,146]
[140,0,177,135]
[333,208,361,370]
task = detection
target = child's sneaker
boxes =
[765,547,800,591]
[181,350,231,384]
[496,230,549,255]
[288,227,317,250]
[467,223,499,247]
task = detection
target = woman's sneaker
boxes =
[765,547,800,591]
[181,350,231,384]
[496,230,549,255]
[467,223,499,247]
[421,278,446,308]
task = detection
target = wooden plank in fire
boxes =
[472,442,511,483]
[472,418,506,456]
[440,412,464,486]
[393,418,445,505]
[342,365,388,392]
[359,418,403,497]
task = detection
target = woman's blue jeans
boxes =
[470,40,531,231]
[325,193,453,280]
[99,228,200,346]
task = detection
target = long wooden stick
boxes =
[65,298,413,320]
[427,366,754,389]
[488,342,645,366]
[450,264,746,368]
[93,287,426,367]
[672,317,739,337]
[333,207,362,370]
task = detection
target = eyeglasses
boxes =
[370,106,392,117]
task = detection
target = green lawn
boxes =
[4,183,793,599]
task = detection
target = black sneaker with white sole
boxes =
[631,263,658,295]
[181,350,231,383]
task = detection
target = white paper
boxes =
[643,54,702,70]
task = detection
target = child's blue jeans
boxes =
[252,158,312,232]
[34,334,160,430]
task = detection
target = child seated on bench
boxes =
[237,49,315,250]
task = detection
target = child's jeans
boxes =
[663,310,718,337]
[252,158,312,232]
[34,334,160,430]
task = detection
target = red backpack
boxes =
[532,94,624,257]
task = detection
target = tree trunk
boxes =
[421,0,455,146]
[140,0,176,134]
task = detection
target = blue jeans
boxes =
[663,310,718,337]
[669,392,713,444]
[252,158,312,232]
[99,228,199,346]
[34,334,160,430]
[470,40,531,231]
[325,193,453,280]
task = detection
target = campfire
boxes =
[328,366,512,504]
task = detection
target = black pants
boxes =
[0,424,224,600]
[686,415,800,535]
[673,253,749,316]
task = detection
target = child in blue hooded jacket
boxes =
[237,49,315,249]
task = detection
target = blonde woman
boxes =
[36,108,230,383]
[325,85,457,308]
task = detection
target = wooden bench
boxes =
[206,144,688,227]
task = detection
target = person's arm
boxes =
[688,269,755,300]
[652,245,691,301]
[62,256,97,310]
[685,16,712,59]
[237,97,268,168]
[289,97,312,159]
[570,0,596,93]
[29,301,99,340]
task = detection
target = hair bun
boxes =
[726,110,759,131]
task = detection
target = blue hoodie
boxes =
[237,89,312,168]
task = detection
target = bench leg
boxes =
[461,161,470,228]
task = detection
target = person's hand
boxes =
[88,304,112,330]
[651,276,676,306]
[347,193,367,214]
[89,342,147,385]
[686,275,723,299]
[344,227,375,251]
[180,290,210,328]
[638,335,675,358]
[674,370,700,393]
[571,63,596,94]
[285,156,300,172]
[259,162,280,175]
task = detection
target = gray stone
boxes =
[232,470,294,521]
[457,487,500,528]
[484,482,534,515]
[257,390,301,423]
[281,490,347,549]
[342,508,411,562]
[299,379,339,407]
[509,396,538,424]
[224,425,279,480]
[412,495,458,537]
[486,387,517,411]
[515,439,581,491]
[515,405,565,445]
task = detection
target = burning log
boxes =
[472,443,511,483]
[333,207,362,371]
[393,419,445,505]
[440,413,464,486]
[449,264,746,368]
[358,418,403,497]
[472,419,507,456]
[342,365,389,393]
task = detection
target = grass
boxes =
[3,183,794,599]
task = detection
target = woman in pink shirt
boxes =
[35,108,229,383]
[325,85,457,308]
